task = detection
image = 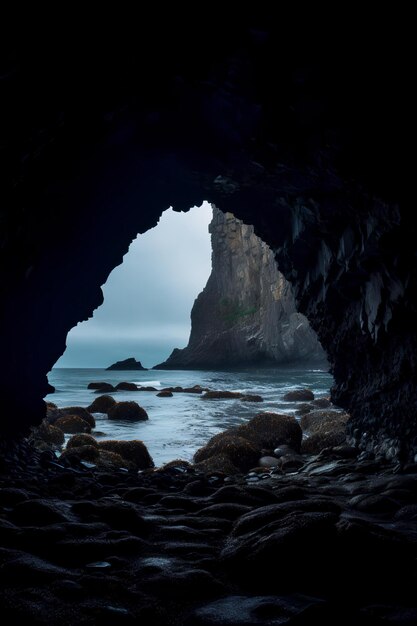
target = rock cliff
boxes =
[156,208,325,369]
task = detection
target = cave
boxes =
[1,17,416,624]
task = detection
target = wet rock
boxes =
[97,450,133,470]
[54,415,92,434]
[88,382,115,391]
[311,397,332,409]
[196,503,253,520]
[72,498,149,535]
[60,445,100,464]
[244,413,302,452]
[300,410,349,433]
[107,401,148,421]
[301,430,347,454]
[348,493,400,514]
[87,395,117,413]
[0,548,76,584]
[190,594,326,626]
[194,436,260,472]
[202,390,243,399]
[98,440,154,469]
[157,390,173,397]
[283,389,314,401]
[0,488,30,507]
[67,433,99,449]
[60,407,96,428]
[231,500,340,537]
[34,421,65,446]
[294,403,314,416]
[10,499,71,526]
[259,456,280,467]
[158,496,200,511]
[137,386,158,392]
[240,394,263,402]
[115,382,139,391]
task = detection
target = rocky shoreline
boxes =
[1,387,417,624]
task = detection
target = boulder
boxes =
[157,390,173,397]
[87,382,115,391]
[97,450,133,470]
[98,440,154,469]
[66,434,99,449]
[54,415,92,434]
[36,421,65,446]
[300,410,349,433]
[60,407,95,428]
[115,382,139,391]
[202,390,243,399]
[245,413,302,452]
[302,430,347,454]
[195,454,240,476]
[283,389,314,401]
[87,394,116,414]
[60,444,100,464]
[194,435,260,472]
[107,401,148,421]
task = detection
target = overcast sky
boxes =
[54,203,213,368]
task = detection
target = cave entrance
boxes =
[46,202,332,466]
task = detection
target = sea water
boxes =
[46,367,333,466]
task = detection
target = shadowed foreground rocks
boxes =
[1,438,417,625]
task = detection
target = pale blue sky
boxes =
[55,203,213,368]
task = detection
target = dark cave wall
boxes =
[1,21,415,459]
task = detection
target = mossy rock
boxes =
[107,401,148,421]
[87,395,116,414]
[194,435,260,472]
[245,412,302,452]
[195,454,240,476]
[60,407,95,428]
[55,415,92,434]
[60,445,100,463]
[97,450,134,470]
[36,421,65,446]
[98,439,154,469]
[66,434,99,449]
[300,410,349,433]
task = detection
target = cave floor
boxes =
[1,445,417,625]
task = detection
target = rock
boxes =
[273,444,295,458]
[0,549,75,584]
[195,454,240,476]
[240,394,263,402]
[87,394,117,413]
[300,410,349,433]
[283,389,315,401]
[194,435,260,472]
[302,430,347,454]
[190,594,326,626]
[35,421,65,446]
[259,456,280,467]
[115,382,139,391]
[294,403,314,416]
[160,459,192,472]
[97,450,132,470]
[137,386,158,392]
[107,401,148,421]
[66,434,99,449]
[0,488,30,507]
[88,382,115,391]
[244,412,302,452]
[157,390,173,397]
[60,445,100,464]
[54,415,92,434]
[311,397,332,409]
[154,208,325,369]
[202,390,243,399]
[196,503,253,521]
[98,440,154,469]
[106,357,147,370]
[60,406,96,428]
[10,499,71,525]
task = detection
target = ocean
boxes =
[46,367,333,466]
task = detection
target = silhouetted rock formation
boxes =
[106,358,147,371]
[0,22,415,461]
[156,208,325,369]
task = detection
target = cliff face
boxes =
[156,208,325,369]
